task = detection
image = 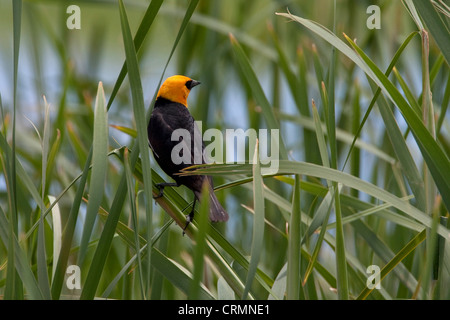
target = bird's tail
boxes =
[194,183,229,222]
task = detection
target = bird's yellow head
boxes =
[156,75,200,107]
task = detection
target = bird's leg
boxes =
[182,197,197,236]
[154,182,179,199]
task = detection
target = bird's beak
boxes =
[186,79,201,90]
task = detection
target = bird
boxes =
[148,75,229,232]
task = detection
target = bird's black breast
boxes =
[148,98,206,190]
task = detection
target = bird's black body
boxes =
[148,98,204,191]
[148,93,228,224]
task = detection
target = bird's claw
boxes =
[153,182,179,199]
[153,185,164,199]
[182,210,195,236]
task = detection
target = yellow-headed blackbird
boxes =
[148,75,229,231]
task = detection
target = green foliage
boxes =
[0,0,449,300]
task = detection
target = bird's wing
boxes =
[150,105,206,167]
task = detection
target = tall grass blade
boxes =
[106,0,164,111]
[131,159,243,293]
[124,148,145,299]
[276,111,395,164]
[352,220,420,295]
[189,182,210,300]
[242,140,265,300]
[78,81,108,267]
[346,31,425,210]
[269,263,287,300]
[356,229,426,300]
[303,187,335,286]
[276,11,450,213]
[0,128,49,296]
[205,240,255,300]
[183,161,450,239]
[343,33,450,212]
[436,73,450,134]
[80,0,198,299]
[218,276,236,300]
[340,31,419,172]
[49,195,62,281]
[230,34,288,161]
[287,175,301,299]
[41,96,51,199]
[393,67,422,116]
[411,0,450,65]
[118,0,154,297]
[158,0,200,85]
[327,0,338,170]
[81,0,151,299]
[419,27,440,298]
[79,172,126,300]
[5,0,22,300]
[0,206,43,299]
[99,217,172,298]
[102,223,214,300]
[301,188,334,245]
[312,101,330,170]
[333,181,349,300]
[51,149,93,299]
[297,48,320,164]
[0,134,45,212]
[269,24,306,117]
[152,247,214,300]
[371,84,426,211]
[37,96,51,299]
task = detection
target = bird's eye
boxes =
[185,80,194,89]
[185,79,200,90]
